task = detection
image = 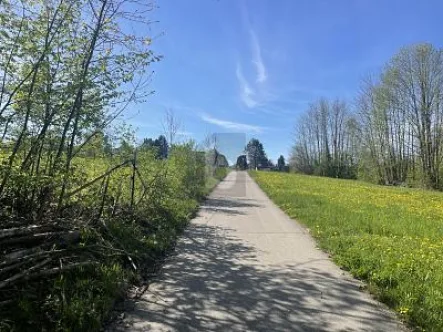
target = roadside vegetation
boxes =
[0,1,228,330]
[251,171,443,331]
[0,138,221,331]
[205,167,229,194]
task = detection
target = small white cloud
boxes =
[201,113,264,133]
[236,63,260,108]
[250,29,267,84]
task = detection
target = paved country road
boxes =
[111,171,407,332]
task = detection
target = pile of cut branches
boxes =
[0,209,160,330]
[0,221,84,296]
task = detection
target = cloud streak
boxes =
[236,63,260,108]
[250,29,267,84]
[201,113,264,133]
[236,26,268,109]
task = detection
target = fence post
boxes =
[130,148,137,209]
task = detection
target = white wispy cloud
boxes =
[250,29,267,84]
[201,113,264,133]
[236,63,260,108]
[236,27,268,109]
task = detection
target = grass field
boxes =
[250,171,443,331]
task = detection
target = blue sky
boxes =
[127,0,443,163]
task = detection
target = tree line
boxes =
[290,43,443,189]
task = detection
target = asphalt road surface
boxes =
[111,171,406,332]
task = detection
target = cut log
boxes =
[0,299,14,307]
[0,225,58,239]
[0,230,80,247]
[2,247,40,261]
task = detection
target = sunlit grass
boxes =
[251,171,443,331]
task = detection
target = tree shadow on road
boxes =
[110,220,402,332]
[200,197,262,216]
